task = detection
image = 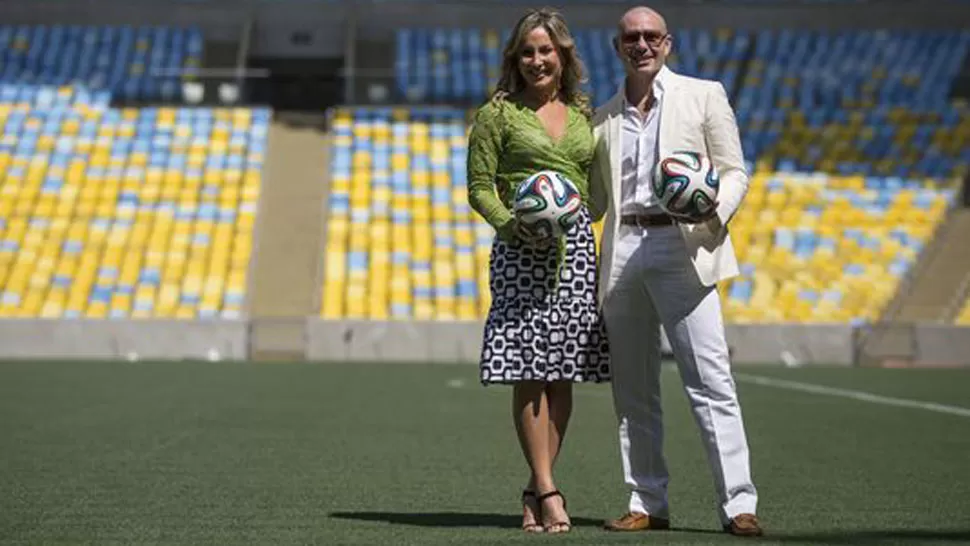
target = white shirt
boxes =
[619,77,664,215]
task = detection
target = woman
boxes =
[466,7,610,535]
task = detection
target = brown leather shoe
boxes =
[603,512,671,532]
[724,513,763,537]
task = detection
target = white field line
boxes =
[454,368,970,419]
[734,373,970,419]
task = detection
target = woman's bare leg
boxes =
[546,380,573,465]
[513,381,554,487]
[541,380,573,532]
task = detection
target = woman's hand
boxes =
[515,220,555,247]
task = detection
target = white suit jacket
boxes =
[589,66,750,305]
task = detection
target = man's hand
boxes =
[670,201,720,225]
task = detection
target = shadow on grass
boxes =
[775,529,970,544]
[330,511,602,529]
[330,511,726,534]
[331,514,970,543]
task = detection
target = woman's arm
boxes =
[466,103,516,240]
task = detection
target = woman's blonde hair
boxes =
[492,7,591,119]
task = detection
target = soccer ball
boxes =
[653,151,720,218]
[513,171,583,238]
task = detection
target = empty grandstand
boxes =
[0,86,268,319]
[0,20,269,320]
[0,24,203,102]
[321,106,491,321]
[722,173,955,324]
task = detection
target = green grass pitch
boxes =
[1,361,969,545]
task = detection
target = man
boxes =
[587,6,762,537]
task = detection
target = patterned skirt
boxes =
[479,208,611,384]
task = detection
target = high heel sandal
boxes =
[536,490,572,534]
[521,490,544,533]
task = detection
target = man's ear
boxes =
[612,36,620,53]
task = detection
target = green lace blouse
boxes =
[466,98,594,240]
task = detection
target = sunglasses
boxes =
[619,31,669,48]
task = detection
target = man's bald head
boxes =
[617,6,667,36]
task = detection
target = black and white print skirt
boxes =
[480,208,611,384]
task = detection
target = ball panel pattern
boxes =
[513,171,582,238]
[653,151,720,217]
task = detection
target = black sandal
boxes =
[521,490,544,533]
[536,490,571,534]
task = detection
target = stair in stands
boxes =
[857,208,970,366]
[893,209,970,323]
[248,113,331,360]
[950,47,970,102]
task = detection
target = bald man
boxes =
[587,7,762,537]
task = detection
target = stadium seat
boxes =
[321,106,491,321]
[721,172,957,323]
[395,27,969,180]
[0,85,269,319]
[0,24,203,102]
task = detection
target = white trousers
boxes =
[603,224,757,523]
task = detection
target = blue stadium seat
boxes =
[0,24,203,102]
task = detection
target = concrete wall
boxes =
[0,319,247,360]
[913,324,970,367]
[307,319,860,366]
[0,318,966,366]
[726,324,856,366]
[306,319,484,363]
